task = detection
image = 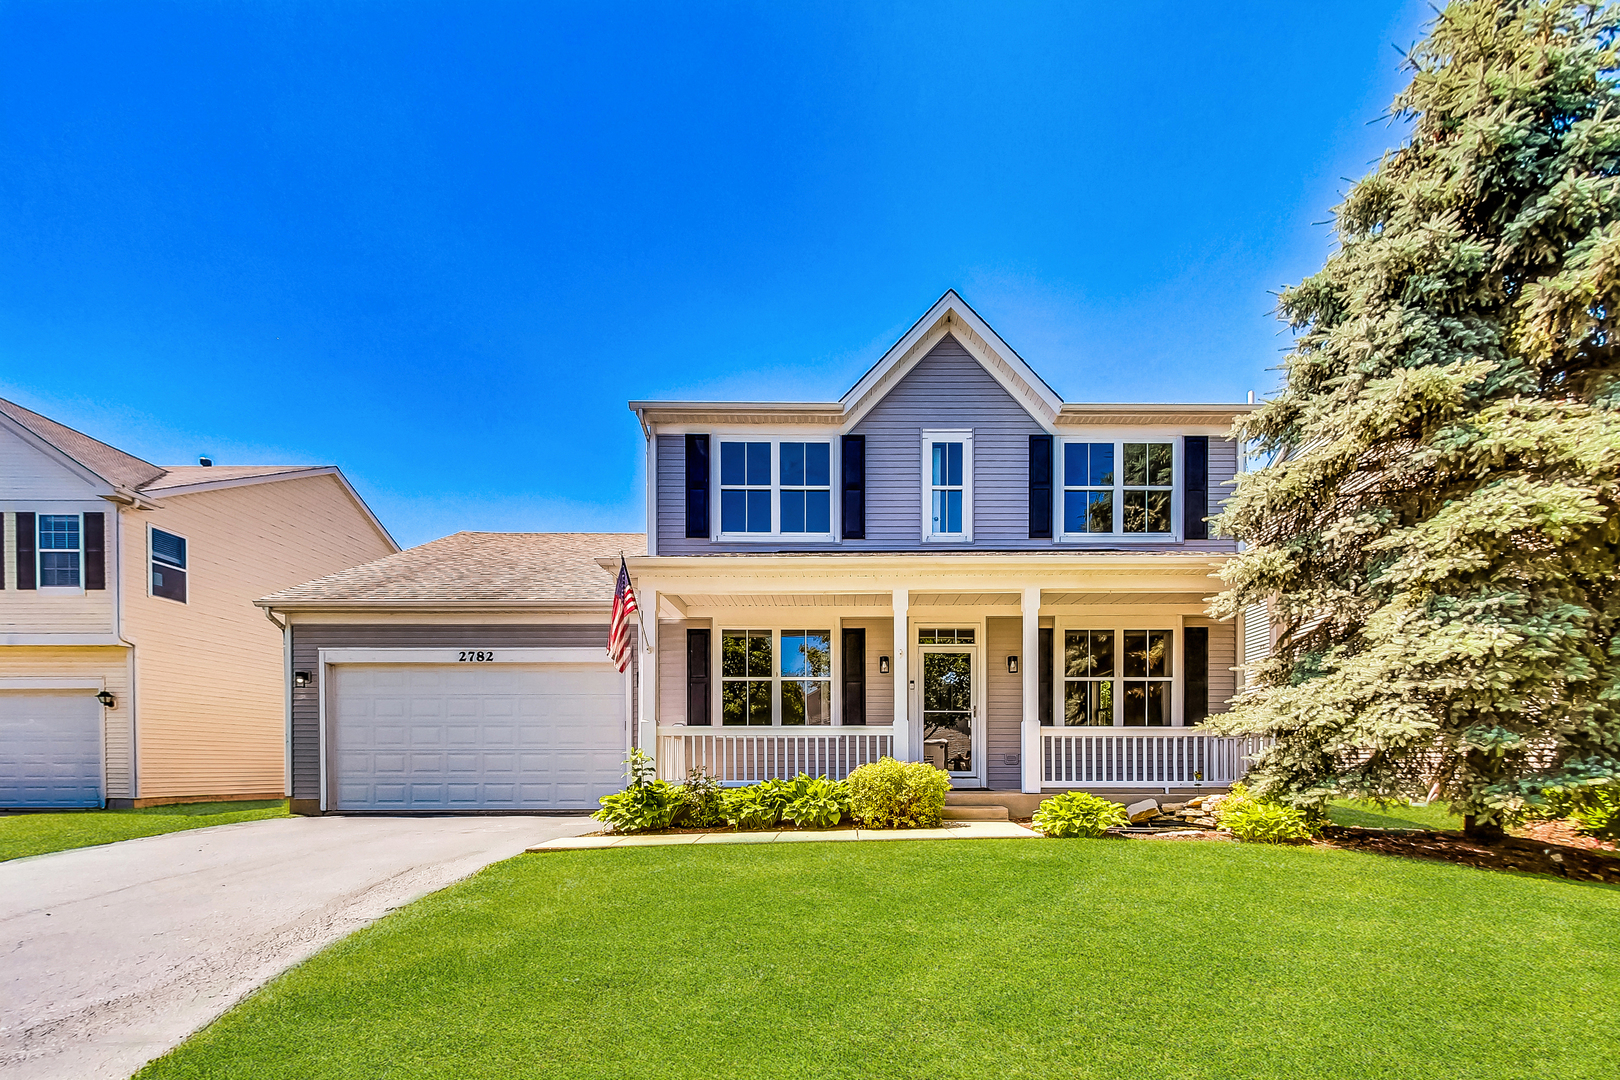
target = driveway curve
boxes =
[0,814,593,1080]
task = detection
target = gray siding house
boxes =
[263,291,1262,813]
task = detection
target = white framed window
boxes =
[37,514,82,589]
[1059,627,1176,727]
[716,438,833,539]
[921,430,973,541]
[149,525,188,604]
[1059,439,1177,539]
[719,628,834,726]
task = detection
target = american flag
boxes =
[607,556,638,673]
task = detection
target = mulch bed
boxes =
[1319,826,1620,883]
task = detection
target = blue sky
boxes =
[1,1,1428,548]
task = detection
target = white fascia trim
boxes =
[840,290,1064,430]
[0,677,106,690]
[319,647,611,665]
[0,634,130,646]
[256,599,613,615]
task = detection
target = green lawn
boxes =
[137,839,1618,1080]
[1327,798,1464,830]
[0,799,288,862]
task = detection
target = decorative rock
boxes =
[1126,798,1159,823]
[1162,802,1187,813]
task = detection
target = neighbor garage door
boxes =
[329,651,627,811]
[0,691,103,808]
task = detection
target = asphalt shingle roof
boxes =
[0,396,167,490]
[259,532,647,605]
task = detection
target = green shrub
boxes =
[1031,792,1128,838]
[782,774,851,829]
[720,785,781,830]
[1216,783,1319,843]
[1539,784,1620,842]
[675,766,724,828]
[846,757,951,828]
[592,749,681,834]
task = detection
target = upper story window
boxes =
[1059,439,1175,538]
[38,514,81,588]
[922,430,973,541]
[150,527,188,603]
[717,439,832,538]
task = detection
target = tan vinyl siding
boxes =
[1187,616,1237,714]
[0,424,106,500]
[986,616,1022,787]
[658,618,702,725]
[0,646,133,797]
[122,473,395,799]
[836,617,892,727]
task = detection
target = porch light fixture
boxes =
[878,656,890,675]
[95,690,116,708]
[1006,655,1019,674]
[294,670,313,689]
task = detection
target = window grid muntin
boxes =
[38,514,81,588]
[1057,439,1176,538]
[717,438,834,538]
[1058,627,1175,727]
[719,628,837,726]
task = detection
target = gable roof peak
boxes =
[839,289,1064,429]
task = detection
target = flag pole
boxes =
[622,550,651,651]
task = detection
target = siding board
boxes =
[986,616,1022,788]
[1187,616,1237,714]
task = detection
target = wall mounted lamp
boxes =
[95,690,116,708]
[1006,655,1019,674]
[878,656,890,674]
[294,670,313,689]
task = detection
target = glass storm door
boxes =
[920,635,978,784]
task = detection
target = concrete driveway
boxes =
[0,814,594,1080]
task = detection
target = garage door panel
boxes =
[0,693,103,808]
[333,661,625,811]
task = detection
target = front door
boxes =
[919,629,980,786]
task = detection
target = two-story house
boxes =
[0,397,397,808]
[261,292,1264,815]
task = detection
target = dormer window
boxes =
[716,438,834,539]
[922,430,973,541]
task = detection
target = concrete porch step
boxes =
[942,805,1010,821]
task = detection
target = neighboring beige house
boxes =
[0,396,398,808]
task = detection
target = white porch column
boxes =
[892,587,909,759]
[637,587,658,759]
[1021,586,1042,793]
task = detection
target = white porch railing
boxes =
[657,726,895,784]
[1041,729,1270,787]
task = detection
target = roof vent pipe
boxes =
[199,456,213,467]
[1246,390,1255,404]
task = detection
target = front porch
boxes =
[624,553,1267,796]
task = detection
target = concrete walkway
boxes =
[529,820,1037,850]
[0,813,594,1080]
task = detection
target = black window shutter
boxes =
[686,628,711,725]
[841,627,866,725]
[1185,626,1209,725]
[1028,434,1053,538]
[83,512,106,590]
[1037,626,1053,726]
[684,435,710,538]
[1184,436,1209,540]
[15,511,36,590]
[841,434,865,539]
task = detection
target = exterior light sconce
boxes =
[294,671,313,689]
[95,690,116,708]
[878,656,890,675]
[1006,655,1019,674]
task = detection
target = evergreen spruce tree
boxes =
[1209,0,1620,835]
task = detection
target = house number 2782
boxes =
[458,651,495,662]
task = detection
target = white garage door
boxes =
[0,691,103,808]
[330,655,627,811]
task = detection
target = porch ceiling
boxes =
[1044,591,1214,606]
[669,592,891,609]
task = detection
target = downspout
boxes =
[112,505,139,802]
[263,606,291,798]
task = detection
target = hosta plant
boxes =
[1031,792,1128,838]
[1215,783,1318,843]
